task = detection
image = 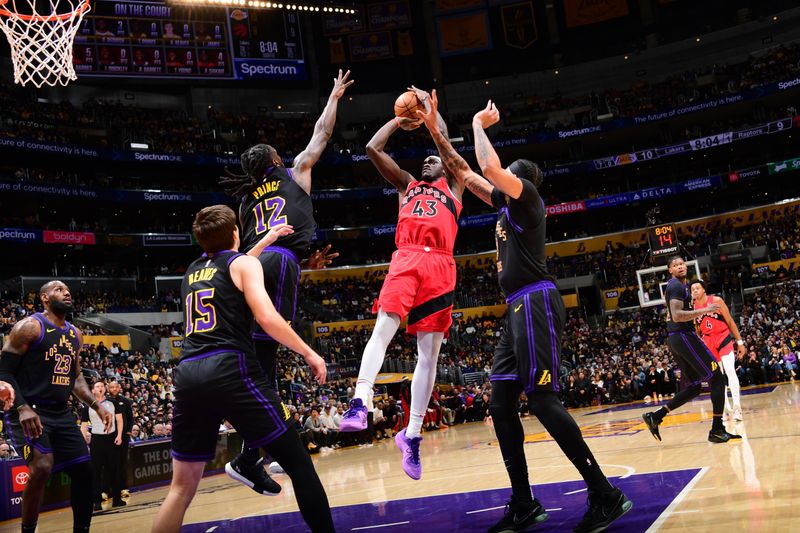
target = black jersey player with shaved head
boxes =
[219,69,351,493]
[0,280,114,533]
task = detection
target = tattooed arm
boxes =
[472,101,524,200]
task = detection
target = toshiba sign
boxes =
[42,230,96,245]
[545,201,586,216]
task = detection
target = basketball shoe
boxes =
[487,497,549,532]
[708,429,743,443]
[339,398,368,432]
[225,456,281,496]
[395,428,422,480]
[573,488,632,533]
[641,412,662,441]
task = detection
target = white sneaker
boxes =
[733,407,743,421]
[267,461,285,475]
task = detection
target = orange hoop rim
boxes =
[0,0,89,22]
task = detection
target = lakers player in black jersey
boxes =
[152,205,334,533]
[0,281,113,533]
[219,69,351,492]
[423,100,630,533]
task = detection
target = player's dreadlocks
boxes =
[219,144,280,198]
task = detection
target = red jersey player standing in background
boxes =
[340,87,464,481]
[691,280,747,420]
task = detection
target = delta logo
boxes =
[12,465,29,492]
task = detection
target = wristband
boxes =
[736,340,744,346]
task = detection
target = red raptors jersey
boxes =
[396,177,461,251]
[694,295,730,338]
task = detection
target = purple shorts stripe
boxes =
[180,348,240,364]
[543,293,560,392]
[524,295,537,393]
[236,352,287,447]
[28,440,53,454]
[490,374,519,381]
[262,246,300,265]
[680,332,714,384]
[252,333,274,341]
[506,280,557,304]
[171,450,215,463]
[275,254,287,314]
[290,267,301,325]
[52,454,90,473]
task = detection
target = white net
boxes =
[0,0,90,87]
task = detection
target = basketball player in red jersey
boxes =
[340,87,464,480]
[691,280,746,421]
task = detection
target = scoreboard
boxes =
[648,224,679,258]
[74,0,306,80]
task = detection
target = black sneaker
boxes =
[708,429,743,443]
[225,456,282,496]
[573,488,632,533]
[111,499,127,508]
[642,412,662,442]
[487,497,549,533]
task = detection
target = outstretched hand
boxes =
[305,244,339,270]
[330,69,354,100]
[473,100,500,129]
[415,88,440,133]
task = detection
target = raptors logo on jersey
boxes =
[396,177,461,251]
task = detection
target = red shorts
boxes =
[701,332,734,361]
[373,245,456,334]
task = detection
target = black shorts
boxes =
[4,408,90,471]
[252,247,301,342]
[171,350,292,462]
[491,281,565,394]
[667,330,721,387]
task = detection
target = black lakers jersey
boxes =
[664,278,694,332]
[18,313,80,411]
[491,180,554,296]
[239,166,316,258]
[180,251,255,360]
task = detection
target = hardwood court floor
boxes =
[4,381,799,532]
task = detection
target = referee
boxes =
[80,381,124,510]
[107,380,133,496]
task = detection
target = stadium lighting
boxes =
[130,142,150,150]
[167,0,356,12]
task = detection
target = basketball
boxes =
[394,90,424,119]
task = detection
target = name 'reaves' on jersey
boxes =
[180,251,254,360]
[239,166,316,258]
[17,313,80,411]
[664,278,694,332]
[693,295,730,337]
[396,177,462,251]
[491,179,553,296]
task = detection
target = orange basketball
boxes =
[394,91,424,119]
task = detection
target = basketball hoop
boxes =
[0,0,91,87]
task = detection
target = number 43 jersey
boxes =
[238,166,316,258]
[180,251,255,361]
[396,177,461,251]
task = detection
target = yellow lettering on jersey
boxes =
[281,402,291,421]
[23,445,31,460]
[514,304,523,313]
[189,267,218,285]
[537,370,552,386]
[51,375,70,386]
[252,181,281,199]
[711,361,718,372]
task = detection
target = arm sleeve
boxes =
[490,187,504,209]
[0,351,26,409]
[507,179,544,230]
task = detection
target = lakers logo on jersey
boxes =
[711,361,718,372]
[23,445,31,461]
[537,370,552,386]
[281,402,291,421]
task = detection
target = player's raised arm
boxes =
[366,117,417,191]
[292,69,354,194]
[230,254,327,384]
[415,88,490,202]
[472,100,525,200]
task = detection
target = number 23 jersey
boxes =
[239,166,316,258]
